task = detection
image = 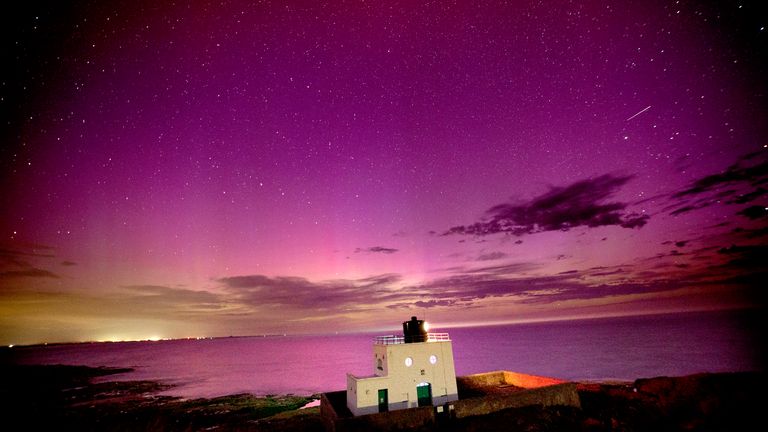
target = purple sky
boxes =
[1,0,766,345]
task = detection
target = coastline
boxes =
[1,364,764,431]
[0,364,322,431]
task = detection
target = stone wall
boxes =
[322,371,580,431]
[320,391,343,432]
[453,383,581,418]
[503,371,566,388]
[457,370,565,389]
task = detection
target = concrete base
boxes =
[322,371,580,431]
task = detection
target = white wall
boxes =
[347,373,389,416]
[347,340,459,415]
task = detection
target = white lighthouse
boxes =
[346,316,459,416]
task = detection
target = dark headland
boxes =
[0,364,764,431]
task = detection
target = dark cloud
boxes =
[697,244,767,306]
[120,285,224,312]
[218,274,275,289]
[0,244,61,282]
[407,267,690,307]
[386,299,464,310]
[217,273,402,312]
[1,285,230,323]
[213,238,764,316]
[737,205,768,220]
[354,246,399,254]
[675,241,688,248]
[0,268,59,279]
[414,299,458,308]
[0,242,55,254]
[217,266,605,316]
[731,226,768,239]
[717,244,767,269]
[668,152,768,218]
[0,247,55,267]
[586,266,630,277]
[672,153,768,199]
[476,251,507,261]
[443,174,648,237]
[356,273,402,287]
[669,204,699,216]
[515,279,685,305]
[0,251,30,268]
[405,247,763,308]
[620,214,650,228]
[456,262,541,276]
[730,187,767,204]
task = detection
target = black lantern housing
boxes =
[402,316,428,343]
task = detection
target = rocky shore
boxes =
[0,364,322,431]
[0,364,763,431]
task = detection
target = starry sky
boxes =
[1,0,766,345]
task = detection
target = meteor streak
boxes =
[626,105,652,121]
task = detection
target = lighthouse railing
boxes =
[374,335,404,345]
[427,332,450,341]
[373,333,450,344]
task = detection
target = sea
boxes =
[4,310,764,399]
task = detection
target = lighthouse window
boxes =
[429,355,437,364]
[404,357,413,367]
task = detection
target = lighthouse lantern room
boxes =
[346,316,459,416]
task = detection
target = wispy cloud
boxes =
[122,284,222,302]
[354,246,399,254]
[662,240,689,248]
[217,273,403,313]
[443,174,649,237]
[737,205,768,220]
[223,225,765,313]
[667,151,768,217]
[0,247,54,267]
[476,251,507,261]
[0,243,60,281]
[109,285,228,316]
[0,268,59,279]
[214,255,731,316]
[673,152,767,199]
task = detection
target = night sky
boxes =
[1,0,766,345]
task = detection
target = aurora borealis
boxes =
[1,0,766,345]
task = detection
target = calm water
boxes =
[4,310,763,398]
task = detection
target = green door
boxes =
[378,389,388,412]
[417,383,432,407]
